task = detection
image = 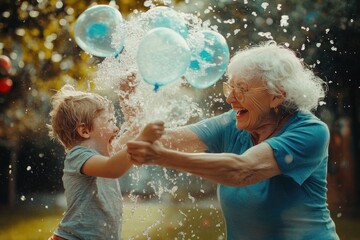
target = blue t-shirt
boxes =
[189,110,339,240]
[55,146,123,240]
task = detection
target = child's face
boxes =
[90,110,119,155]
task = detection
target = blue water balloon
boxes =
[184,30,230,89]
[143,6,188,38]
[74,5,125,58]
[137,27,191,91]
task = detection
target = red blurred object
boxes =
[0,77,13,94]
[0,55,12,75]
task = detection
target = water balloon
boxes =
[185,30,229,89]
[74,5,125,58]
[136,27,190,91]
[143,6,188,38]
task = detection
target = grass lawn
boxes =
[0,201,225,240]
[0,201,359,240]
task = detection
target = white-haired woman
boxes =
[127,41,340,240]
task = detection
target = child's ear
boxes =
[76,123,90,139]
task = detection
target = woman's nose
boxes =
[226,91,238,104]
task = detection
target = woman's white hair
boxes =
[227,40,327,112]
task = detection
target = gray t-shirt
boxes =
[55,146,123,240]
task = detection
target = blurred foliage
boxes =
[0,0,151,142]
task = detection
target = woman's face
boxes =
[224,77,275,132]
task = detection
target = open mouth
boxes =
[236,108,248,116]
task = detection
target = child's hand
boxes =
[137,121,165,143]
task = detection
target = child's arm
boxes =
[81,121,164,178]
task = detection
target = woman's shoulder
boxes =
[284,111,329,138]
[290,111,328,128]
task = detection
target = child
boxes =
[47,84,164,240]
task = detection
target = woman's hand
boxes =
[127,140,164,165]
[127,121,164,165]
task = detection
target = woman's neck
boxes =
[251,111,291,145]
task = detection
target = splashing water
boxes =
[93,8,222,131]
[93,7,223,238]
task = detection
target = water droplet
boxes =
[284,154,293,164]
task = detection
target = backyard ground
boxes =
[0,199,359,240]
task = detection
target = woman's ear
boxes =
[270,90,286,109]
[76,123,90,139]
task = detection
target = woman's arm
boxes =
[160,127,208,153]
[127,141,281,186]
[108,125,207,176]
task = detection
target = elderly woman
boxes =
[127,41,339,240]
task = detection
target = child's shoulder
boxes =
[64,146,100,172]
[66,146,99,161]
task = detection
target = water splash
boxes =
[93,7,220,131]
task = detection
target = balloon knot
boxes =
[153,84,160,92]
[114,46,124,59]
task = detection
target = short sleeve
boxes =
[64,146,99,174]
[265,117,330,185]
[189,110,235,153]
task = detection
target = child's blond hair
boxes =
[48,84,113,150]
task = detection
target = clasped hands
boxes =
[127,120,165,165]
